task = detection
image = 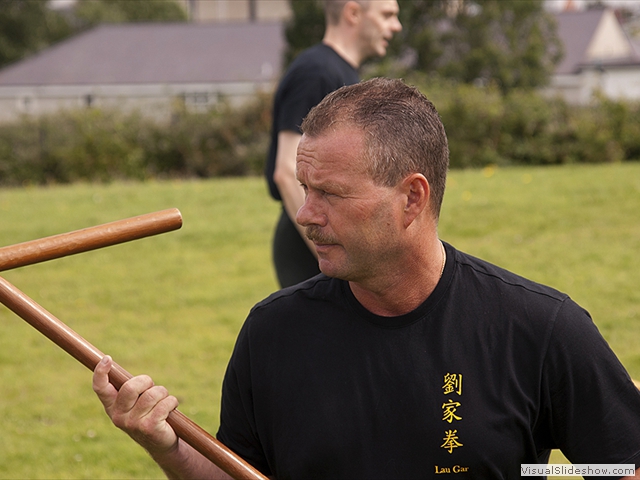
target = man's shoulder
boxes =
[448,245,590,346]
[251,274,340,315]
[273,44,358,107]
[290,43,341,67]
[284,43,357,80]
[451,246,569,305]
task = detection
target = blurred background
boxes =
[2,0,640,182]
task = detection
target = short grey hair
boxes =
[323,0,369,26]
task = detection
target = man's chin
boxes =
[378,41,391,56]
[317,259,343,280]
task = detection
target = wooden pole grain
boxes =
[0,276,267,480]
[0,208,183,272]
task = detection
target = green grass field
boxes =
[0,162,638,478]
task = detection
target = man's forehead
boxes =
[299,126,364,147]
[298,130,360,161]
[296,129,366,178]
[368,0,399,13]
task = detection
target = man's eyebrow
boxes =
[312,179,349,195]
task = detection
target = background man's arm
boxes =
[272,130,317,257]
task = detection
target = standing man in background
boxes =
[265,0,402,288]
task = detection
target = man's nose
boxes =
[296,192,325,228]
[392,17,402,33]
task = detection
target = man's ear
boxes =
[402,173,430,228]
[342,0,363,26]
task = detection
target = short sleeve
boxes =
[538,298,640,472]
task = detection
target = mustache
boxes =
[305,226,337,245]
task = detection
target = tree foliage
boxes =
[74,0,187,28]
[283,0,325,66]
[397,0,563,92]
[285,0,563,93]
[0,0,73,69]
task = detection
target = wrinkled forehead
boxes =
[296,128,369,179]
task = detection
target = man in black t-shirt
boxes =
[266,0,402,288]
[94,79,640,479]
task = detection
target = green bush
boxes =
[0,109,154,184]
[444,82,506,168]
[1,81,640,186]
[0,93,271,186]
[143,94,271,179]
[409,74,640,169]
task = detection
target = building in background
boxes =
[0,22,285,123]
[0,0,293,123]
[48,0,292,22]
[544,7,640,104]
[177,0,290,22]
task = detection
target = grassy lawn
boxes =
[0,162,638,478]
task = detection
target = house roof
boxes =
[554,9,607,74]
[0,22,285,86]
[554,9,640,74]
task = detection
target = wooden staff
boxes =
[0,275,267,480]
[0,209,183,272]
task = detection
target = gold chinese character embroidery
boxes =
[441,429,463,453]
[442,373,462,395]
[441,399,462,423]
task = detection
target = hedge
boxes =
[417,75,640,168]
[0,93,271,186]
[0,79,638,186]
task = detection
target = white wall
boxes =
[0,81,275,123]
[543,67,640,104]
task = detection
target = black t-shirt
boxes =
[218,243,640,479]
[265,43,359,201]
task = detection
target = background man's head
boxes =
[301,77,449,220]
[324,0,401,60]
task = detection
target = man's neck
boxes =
[322,32,361,68]
[349,240,446,317]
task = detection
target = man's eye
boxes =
[323,190,339,199]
